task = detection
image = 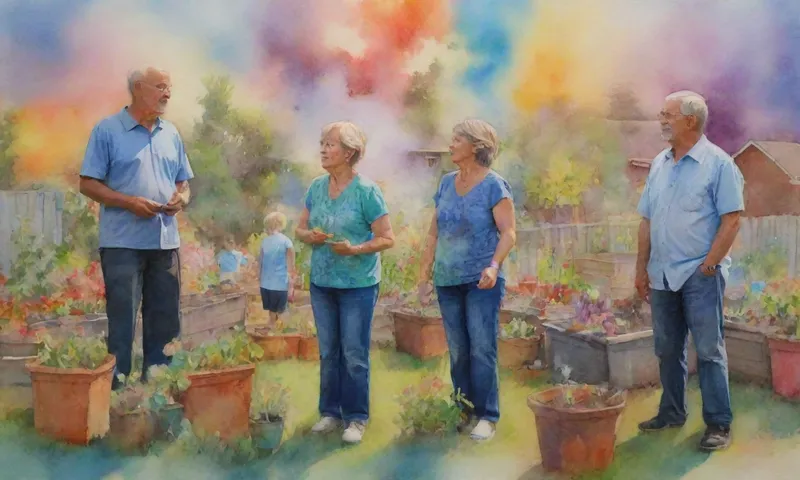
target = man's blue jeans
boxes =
[651,267,733,427]
[310,282,379,424]
[100,248,181,387]
[436,278,505,423]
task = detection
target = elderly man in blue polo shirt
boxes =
[635,90,744,451]
[79,67,194,389]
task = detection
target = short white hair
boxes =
[127,67,167,95]
[321,121,367,165]
[453,118,500,167]
[665,90,708,131]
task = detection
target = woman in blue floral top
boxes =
[295,121,395,444]
[418,119,517,442]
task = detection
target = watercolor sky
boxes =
[0,0,798,187]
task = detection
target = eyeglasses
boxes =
[657,111,684,121]
[141,82,172,93]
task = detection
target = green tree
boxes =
[0,109,18,189]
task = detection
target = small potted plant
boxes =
[498,318,541,369]
[248,319,302,360]
[166,327,264,441]
[762,289,800,398]
[146,363,190,440]
[395,375,472,437]
[26,332,115,444]
[108,371,156,452]
[527,366,626,475]
[297,319,319,361]
[390,295,447,359]
[249,379,289,454]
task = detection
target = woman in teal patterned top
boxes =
[295,121,395,445]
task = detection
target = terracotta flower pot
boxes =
[528,386,626,474]
[767,335,800,399]
[26,355,116,445]
[392,310,448,359]
[298,336,319,361]
[181,364,255,440]
[108,409,156,451]
[498,336,541,369]
[248,331,302,360]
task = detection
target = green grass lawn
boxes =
[1,348,799,480]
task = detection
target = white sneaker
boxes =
[311,416,342,434]
[469,420,496,442]
[342,422,366,444]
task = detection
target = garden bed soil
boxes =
[723,319,774,386]
[391,309,448,359]
[545,322,698,389]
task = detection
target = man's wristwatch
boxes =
[701,263,715,274]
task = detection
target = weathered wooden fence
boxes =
[0,191,64,274]
[515,215,800,279]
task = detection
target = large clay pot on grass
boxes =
[180,364,255,440]
[767,335,800,399]
[528,385,626,475]
[27,355,115,445]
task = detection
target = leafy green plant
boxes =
[111,371,151,415]
[169,419,258,464]
[5,220,59,300]
[146,363,191,411]
[739,243,788,283]
[36,333,108,369]
[164,327,264,372]
[395,376,473,436]
[500,318,536,340]
[250,379,289,422]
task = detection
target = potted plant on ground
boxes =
[527,366,627,475]
[498,318,541,369]
[297,319,318,361]
[249,377,289,454]
[108,371,156,452]
[390,296,447,359]
[146,363,191,440]
[395,375,472,437]
[762,288,800,399]
[26,332,115,445]
[166,327,264,441]
[248,319,302,360]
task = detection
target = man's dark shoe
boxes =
[638,416,685,432]
[699,425,731,451]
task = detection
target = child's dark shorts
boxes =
[260,288,288,313]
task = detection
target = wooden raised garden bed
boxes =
[391,308,448,359]
[723,319,773,386]
[573,253,637,300]
[545,322,698,389]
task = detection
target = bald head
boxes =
[127,67,171,116]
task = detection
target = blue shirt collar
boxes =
[118,107,162,132]
[666,134,710,164]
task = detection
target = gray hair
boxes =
[665,90,708,131]
[321,121,367,165]
[127,70,145,95]
[453,119,500,167]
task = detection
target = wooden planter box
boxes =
[391,310,448,359]
[498,336,541,369]
[0,355,37,386]
[573,253,637,300]
[545,322,698,389]
[723,320,772,385]
[248,331,302,360]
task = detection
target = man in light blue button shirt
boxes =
[634,91,744,452]
[79,67,194,389]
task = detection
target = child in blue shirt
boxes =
[217,235,248,285]
[259,211,296,326]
